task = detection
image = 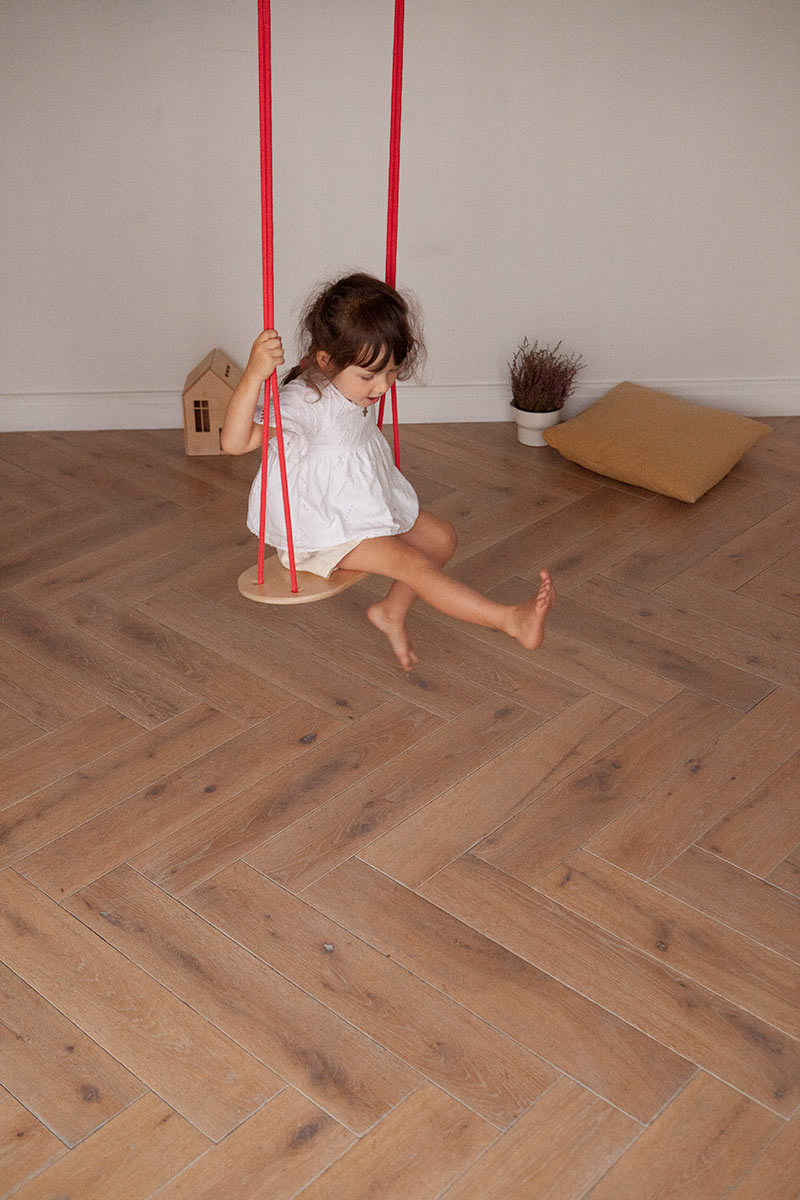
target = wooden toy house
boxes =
[182,349,243,455]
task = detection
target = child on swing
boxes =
[221,272,555,670]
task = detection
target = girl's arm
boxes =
[220,330,285,455]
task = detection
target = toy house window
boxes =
[193,398,210,433]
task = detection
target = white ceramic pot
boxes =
[513,407,561,446]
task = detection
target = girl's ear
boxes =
[315,350,331,371]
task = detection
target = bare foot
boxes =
[367,602,420,671]
[509,569,556,650]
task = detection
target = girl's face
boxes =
[319,353,400,408]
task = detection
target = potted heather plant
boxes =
[508,338,584,445]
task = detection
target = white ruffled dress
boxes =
[247,379,419,574]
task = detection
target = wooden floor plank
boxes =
[399,422,600,498]
[727,1110,800,1200]
[588,1073,782,1200]
[452,487,647,595]
[432,477,574,567]
[535,851,800,1039]
[0,962,145,1146]
[473,690,738,885]
[304,858,693,1122]
[0,593,196,729]
[1,420,798,1196]
[230,581,494,721]
[2,497,97,560]
[131,697,442,896]
[574,574,800,692]
[687,498,800,589]
[0,1095,66,1198]
[731,459,800,496]
[9,1093,210,1200]
[699,749,800,877]
[602,484,792,592]
[148,1089,356,1200]
[15,703,339,897]
[587,688,800,879]
[739,569,800,618]
[314,582,584,716]
[774,546,800,580]
[0,453,79,511]
[502,601,683,713]
[0,432,161,509]
[361,694,640,888]
[185,861,557,1127]
[420,855,800,1115]
[0,870,280,1140]
[540,492,701,593]
[244,697,543,894]
[0,705,242,871]
[363,532,686,671]
[655,846,800,964]
[768,849,800,897]
[293,1082,497,1200]
[394,430,534,496]
[60,590,294,723]
[68,866,419,1133]
[102,522,254,606]
[0,498,184,591]
[338,572,684,715]
[1,497,41,525]
[439,1076,639,1200]
[86,428,255,495]
[547,594,773,710]
[0,706,139,810]
[0,636,97,732]
[11,494,244,608]
[731,419,800,480]
[168,539,278,608]
[34,428,228,510]
[0,703,42,758]
[656,572,800,655]
[136,585,392,722]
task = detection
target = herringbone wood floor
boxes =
[1,418,800,1199]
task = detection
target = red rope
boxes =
[257,0,298,591]
[378,0,405,468]
[384,0,405,290]
[256,0,405,587]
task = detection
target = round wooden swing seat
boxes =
[238,558,367,605]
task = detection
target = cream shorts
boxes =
[277,538,363,579]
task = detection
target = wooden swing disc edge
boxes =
[238,559,367,605]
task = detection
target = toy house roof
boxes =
[183,349,242,397]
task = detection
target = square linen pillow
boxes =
[542,382,771,502]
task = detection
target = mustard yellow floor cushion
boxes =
[542,382,771,502]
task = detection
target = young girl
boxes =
[221,272,554,670]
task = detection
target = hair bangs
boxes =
[354,341,397,374]
[350,300,412,375]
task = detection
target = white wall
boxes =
[2,0,798,429]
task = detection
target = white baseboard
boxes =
[0,392,185,432]
[1,378,797,432]
[395,378,800,423]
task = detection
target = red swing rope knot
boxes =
[257,0,298,590]
[378,0,405,469]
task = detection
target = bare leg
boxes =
[338,513,555,669]
[363,513,456,668]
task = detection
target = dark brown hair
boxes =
[283,272,424,393]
